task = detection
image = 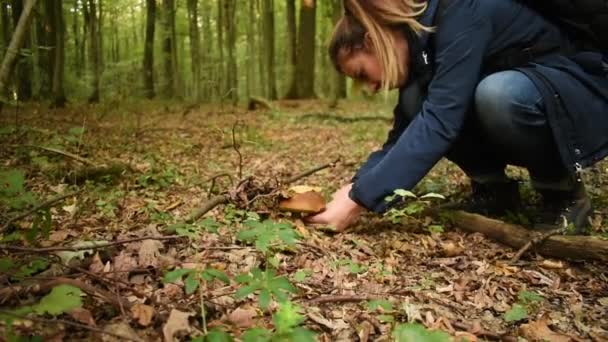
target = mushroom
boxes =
[278,191,326,214]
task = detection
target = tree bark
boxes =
[187,0,201,101]
[286,0,296,94]
[72,0,82,77]
[262,0,276,100]
[286,0,317,99]
[143,0,156,99]
[11,0,33,101]
[224,0,238,104]
[451,211,608,262]
[331,0,346,103]
[0,0,37,104]
[51,0,66,107]
[201,0,211,101]
[216,0,225,98]
[246,0,254,99]
[161,0,177,98]
[87,0,100,103]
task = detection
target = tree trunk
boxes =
[187,0,201,101]
[11,0,32,101]
[51,0,66,107]
[0,1,9,51]
[201,0,211,101]
[331,0,347,102]
[262,0,276,100]
[97,0,103,70]
[161,0,177,98]
[143,0,156,99]
[246,0,254,99]
[216,0,224,98]
[286,0,317,99]
[87,0,100,103]
[224,0,237,104]
[256,0,266,98]
[72,0,82,77]
[0,0,37,104]
[286,0,296,95]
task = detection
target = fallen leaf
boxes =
[49,231,69,242]
[540,259,564,269]
[520,318,572,342]
[162,309,193,342]
[112,251,138,282]
[138,240,163,268]
[89,252,105,274]
[69,308,96,326]
[227,307,257,328]
[102,322,142,342]
[131,303,155,327]
[62,203,78,216]
[441,241,464,257]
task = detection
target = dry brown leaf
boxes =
[540,259,565,269]
[112,251,138,282]
[441,241,464,257]
[102,322,142,342]
[138,239,163,268]
[163,309,193,342]
[89,252,105,274]
[69,308,96,326]
[131,303,155,327]
[227,307,257,328]
[520,318,572,342]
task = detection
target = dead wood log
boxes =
[450,210,608,262]
[247,96,273,111]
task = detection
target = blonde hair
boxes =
[330,0,432,92]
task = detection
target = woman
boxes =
[307,0,608,233]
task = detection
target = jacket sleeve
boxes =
[351,103,410,182]
[350,2,493,212]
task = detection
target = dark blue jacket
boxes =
[350,0,608,213]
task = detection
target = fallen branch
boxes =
[23,144,97,167]
[450,211,608,262]
[0,236,184,253]
[2,189,84,233]
[283,157,341,184]
[67,163,130,184]
[510,228,564,263]
[0,310,140,342]
[308,295,379,305]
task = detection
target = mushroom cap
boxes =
[279,191,326,214]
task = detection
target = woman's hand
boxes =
[305,183,364,232]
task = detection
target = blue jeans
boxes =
[402,70,574,190]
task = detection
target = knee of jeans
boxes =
[475,70,541,132]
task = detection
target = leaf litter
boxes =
[0,101,607,341]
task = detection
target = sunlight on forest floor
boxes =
[1,101,607,341]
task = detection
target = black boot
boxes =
[454,179,521,216]
[536,180,593,235]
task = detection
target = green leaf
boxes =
[288,327,317,342]
[367,299,393,312]
[68,127,86,136]
[0,169,25,196]
[163,268,193,283]
[242,328,272,342]
[394,189,417,199]
[34,285,82,316]
[293,269,309,282]
[14,258,49,279]
[203,268,230,284]
[204,328,234,342]
[273,302,304,334]
[518,291,544,305]
[200,217,220,234]
[259,289,271,310]
[427,225,444,234]
[392,323,451,342]
[235,285,258,299]
[184,272,200,295]
[0,257,15,272]
[378,314,395,323]
[504,303,528,322]
[419,193,446,200]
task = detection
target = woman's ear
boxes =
[363,32,374,51]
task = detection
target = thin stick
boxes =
[510,228,564,263]
[232,120,243,180]
[187,195,230,222]
[308,295,379,305]
[2,189,84,232]
[23,144,97,167]
[284,157,341,184]
[0,310,140,342]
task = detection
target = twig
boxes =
[0,310,140,342]
[207,173,234,198]
[187,195,230,222]
[510,228,564,263]
[308,294,379,305]
[0,235,183,253]
[284,157,341,184]
[232,120,243,180]
[2,189,84,232]
[22,144,97,167]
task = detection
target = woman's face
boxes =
[338,32,409,93]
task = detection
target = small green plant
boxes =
[383,189,445,224]
[235,268,298,311]
[366,299,395,323]
[169,218,222,239]
[164,267,230,295]
[334,258,367,275]
[237,220,300,256]
[504,290,544,322]
[0,169,37,211]
[241,302,316,342]
[392,323,451,342]
[94,189,124,218]
[223,204,260,224]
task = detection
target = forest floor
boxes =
[0,100,607,341]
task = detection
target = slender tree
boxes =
[143,0,156,98]
[216,0,225,98]
[161,0,177,98]
[51,0,66,107]
[224,0,238,103]
[11,0,33,101]
[286,0,317,99]
[87,0,101,103]
[286,0,296,92]
[187,0,201,101]
[0,0,37,104]
[262,0,276,100]
[332,0,346,101]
